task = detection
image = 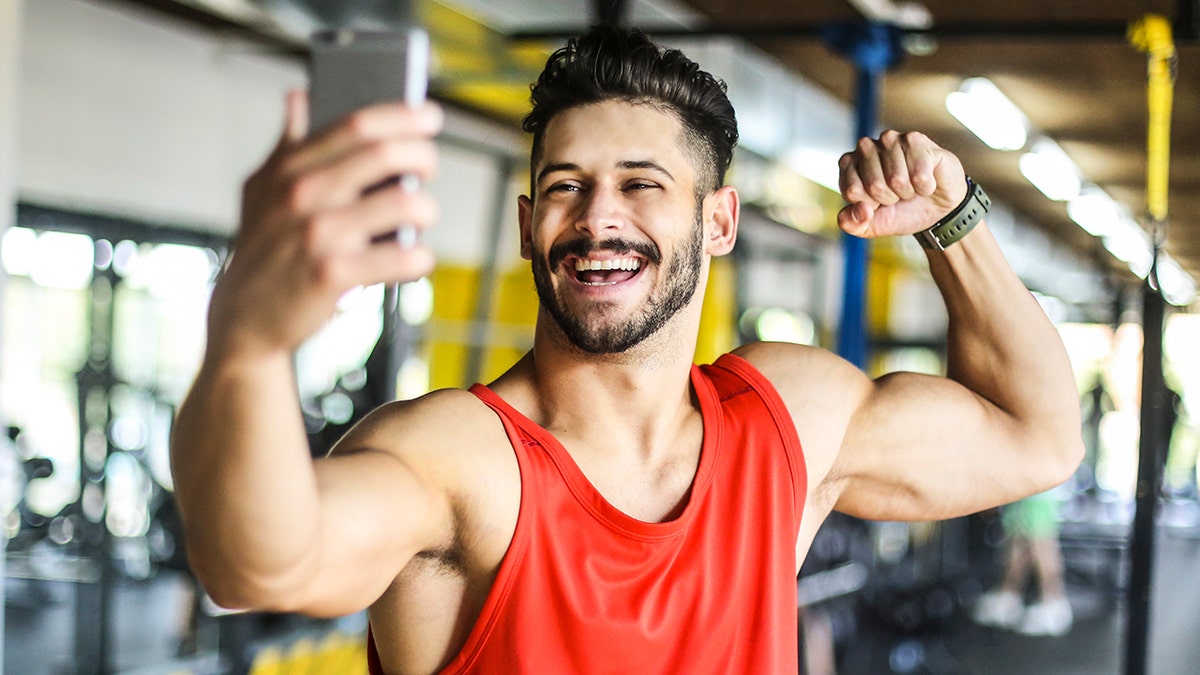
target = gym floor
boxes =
[954,532,1200,675]
[840,528,1200,675]
[4,529,1199,674]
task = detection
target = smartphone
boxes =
[309,28,430,246]
[308,27,430,134]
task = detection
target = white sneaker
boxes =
[1017,598,1073,637]
[972,590,1023,629]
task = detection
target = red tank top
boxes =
[368,353,806,674]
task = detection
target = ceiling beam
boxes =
[510,20,1200,43]
[92,0,304,55]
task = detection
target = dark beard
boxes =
[531,208,705,355]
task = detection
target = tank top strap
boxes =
[702,353,807,524]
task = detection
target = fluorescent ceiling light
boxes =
[1156,255,1197,306]
[1102,219,1153,279]
[847,0,933,28]
[1019,138,1082,201]
[945,78,1029,151]
[1067,186,1122,237]
[1065,184,1185,292]
[783,147,841,193]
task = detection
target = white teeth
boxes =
[574,257,641,272]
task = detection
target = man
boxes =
[171,26,1083,674]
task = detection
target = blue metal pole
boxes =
[838,230,870,368]
[837,66,880,369]
[823,21,903,370]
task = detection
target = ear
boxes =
[518,194,533,260]
[704,185,739,257]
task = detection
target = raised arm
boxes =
[756,131,1083,526]
[170,92,449,616]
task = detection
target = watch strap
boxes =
[915,178,990,251]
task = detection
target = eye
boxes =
[623,180,660,192]
[545,182,582,195]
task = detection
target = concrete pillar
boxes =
[1,0,21,365]
[0,1,23,667]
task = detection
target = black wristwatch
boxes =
[914,178,991,251]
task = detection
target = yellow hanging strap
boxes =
[1128,14,1176,228]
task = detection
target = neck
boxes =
[546,305,694,393]
[493,299,704,454]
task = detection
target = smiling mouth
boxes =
[572,256,642,285]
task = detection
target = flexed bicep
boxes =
[831,370,1064,522]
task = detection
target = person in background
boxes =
[973,489,1074,637]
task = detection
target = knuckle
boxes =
[343,110,374,139]
[299,213,331,252]
[911,171,936,190]
[906,130,929,144]
[886,174,911,192]
[840,179,863,198]
[396,141,436,176]
[372,139,401,166]
[902,131,932,152]
[864,179,891,200]
[397,248,437,280]
[392,143,439,183]
[373,139,435,177]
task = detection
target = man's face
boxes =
[521,101,709,355]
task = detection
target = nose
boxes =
[576,185,625,237]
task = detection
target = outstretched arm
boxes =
[757,131,1083,526]
[170,92,448,616]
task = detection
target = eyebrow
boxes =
[535,162,581,185]
[535,160,676,185]
[618,160,675,181]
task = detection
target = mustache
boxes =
[547,238,662,269]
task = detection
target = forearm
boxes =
[928,222,1083,475]
[170,349,322,607]
[164,95,444,613]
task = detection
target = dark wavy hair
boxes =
[522,25,739,195]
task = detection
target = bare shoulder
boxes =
[730,341,874,509]
[337,388,501,441]
[329,388,515,490]
[731,341,871,410]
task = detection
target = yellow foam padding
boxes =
[247,645,284,675]
[1128,14,1176,223]
[696,256,737,364]
[248,632,369,675]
